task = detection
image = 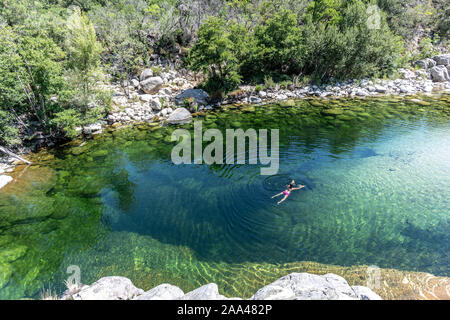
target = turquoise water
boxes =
[0,96,449,299]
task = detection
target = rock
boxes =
[0,175,13,189]
[160,87,172,95]
[398,68,416,80]
[133,284,184,300]
[0,245,28,263]
[139,94,153,103]
[355,88,368,96]
[424,85,433,92]
[159,108,168,117]
[249,273,378,300]
[139,68,153,81]
[130,79,139,88]
[83,123,102,135]
[375,85,387,93]
[415,69,429,79]
[166,107,192,124]
[414,58,436,69]
[430,65,450,82]
[0,263,13,290]
[351,286,382,300]
[175,89,209,106]
[149,98,162,111]
[258,90,267,98]
[432,54,450,66]
[112,95,128,106]
[71,276,144,300]
[179,283,227,300]
[141,76,163,94]
[399,85,415,94]
[249,96,262,103]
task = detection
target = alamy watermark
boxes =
[66,265,81,289]
[366,265,381,290]
[171,120,279,175]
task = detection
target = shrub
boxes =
[0,110,19,146]
[187,17,242,95]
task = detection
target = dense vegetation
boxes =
[0,0,448,147]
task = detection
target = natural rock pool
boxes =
[0,95,449,299]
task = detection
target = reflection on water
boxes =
[0,95,449,299]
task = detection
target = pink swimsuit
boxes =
[282,190,290,196]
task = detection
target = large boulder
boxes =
[0,175,13,189]
[71,276,144,300]
[249,273,379,300]
[430,65,450,82]
[178,284,227,300]
[414,58,436,69]
[432,54,450,66]
[141,76,163,94]
[351,286,382,300]
[166,107,192,124]
[175,89,209,106]
[133,284,184,300]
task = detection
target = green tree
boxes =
[302,0,403,80]
[65,7,104,110]
[187,17,242,94]
[0,26,66,128]
[251,9,306,77]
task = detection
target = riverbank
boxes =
[58,272,382,300]
[54,258,450,300]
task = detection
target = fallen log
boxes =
[0,146,32,165]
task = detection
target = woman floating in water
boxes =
[271,180,305,205]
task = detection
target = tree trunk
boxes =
[0,146,32,165]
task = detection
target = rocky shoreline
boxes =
[1,54,449,188]
[58,272,382,300]
[104,55,450,127]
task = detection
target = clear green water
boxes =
[0,95,449,299]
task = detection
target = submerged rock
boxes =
[0,264,13,290]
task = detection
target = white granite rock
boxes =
[71,276,144,300]
[0,175,13,189]
[133,284,184,300]
[249,273,378,300]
